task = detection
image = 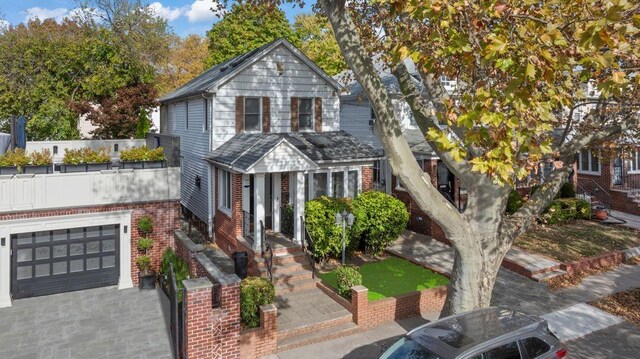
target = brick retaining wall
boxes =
[561,251,625,275]
[350,285,447,329]
[239,304,278,359]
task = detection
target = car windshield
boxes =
[380,337,444,359]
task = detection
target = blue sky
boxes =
[0,0,313,37]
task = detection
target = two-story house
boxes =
[159,38,380,256]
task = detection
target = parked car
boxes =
[379,307,566,359]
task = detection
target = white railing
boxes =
[26,139,146,163]
[0,167,180,213]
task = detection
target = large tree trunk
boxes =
[442,231,510,316]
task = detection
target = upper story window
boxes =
[245,97,261,132]
[629,150,640,173]
[578,149,600,174]
[299,98,314,131]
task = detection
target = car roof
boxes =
[408,307,544,357]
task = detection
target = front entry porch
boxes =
[241,171,308,253]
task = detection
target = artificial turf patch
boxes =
[319,256,449,301]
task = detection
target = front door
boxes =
[437,161,456,203]
[613,157,623,186]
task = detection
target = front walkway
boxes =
[0,286,172,359]
[608,210,640,230]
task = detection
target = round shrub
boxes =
[506,190,524,215]
[240,277,275,328]
[137,237,154,252]
[336,265,362,299]
[558,182,576,198]
[305,196,357,260]
[137,216,153,235]
[351,191,408,254]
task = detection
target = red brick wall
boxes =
[174,231,203,277]
[350,285,447,329]
[0,201,180,285]
[239,304,278,359]
[361,166,373,192]
[185,284,216,359]
[214,169,243,253]
[390,159,449,243]
[216,282,241,359]
[561,251,624,275]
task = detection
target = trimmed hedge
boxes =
[305,196,357,260]
[351,191,408,254]
[240,277,275,328]
[540,198,591,224]
[336,265,362,299]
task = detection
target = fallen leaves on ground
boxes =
[516,220,640,262]
[590,288,640,327]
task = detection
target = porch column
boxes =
[254,173,266,251]
[272,174,281,232]
[294,172,305,244]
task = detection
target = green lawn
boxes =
[319,256,449,301]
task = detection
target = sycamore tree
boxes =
[249,0,640,316]
[157,34,209,96]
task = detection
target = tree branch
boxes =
[320,0,467,241]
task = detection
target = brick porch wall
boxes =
[239,304,278,359]
[0,201,180,285]
[350,285,447,329]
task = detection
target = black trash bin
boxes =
[233,251,248,279]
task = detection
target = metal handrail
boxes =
[578,178,612,209]
[260,220,273,282]
[300,216,316,279]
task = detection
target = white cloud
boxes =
[0,19,9,32]
[24,7,69,22]
[148,2,185,22]
[185,0,223,23]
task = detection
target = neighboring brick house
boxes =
[576,147,640,215]
[159,38,380,256]
[0,143,180,308]
[338,62,463,242]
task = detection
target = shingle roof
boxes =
[403,128,438,157]
[206,131,381,172]
[159,38,342,103]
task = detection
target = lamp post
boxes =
[335,210,355,265]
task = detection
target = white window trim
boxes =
[218,169,232,216]
[577,149,601,175]
[629,151,640,174]
[244,97,262,133]
[203,98,209,133]
[298,97,315,132]
[306,167,362,200]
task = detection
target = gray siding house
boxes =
[159,38,380,252]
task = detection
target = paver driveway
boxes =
[0,286,173,359]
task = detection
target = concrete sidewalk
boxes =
[608,210,640,231]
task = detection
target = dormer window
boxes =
[298,98,313,131]
[245,97,261,132]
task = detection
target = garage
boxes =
[11,225,120,299]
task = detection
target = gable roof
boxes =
[159,38,342,103]
[206,131,381,173]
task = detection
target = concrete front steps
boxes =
[256,245,319,294]
[275,288,358,352]
[503,247,568,282]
